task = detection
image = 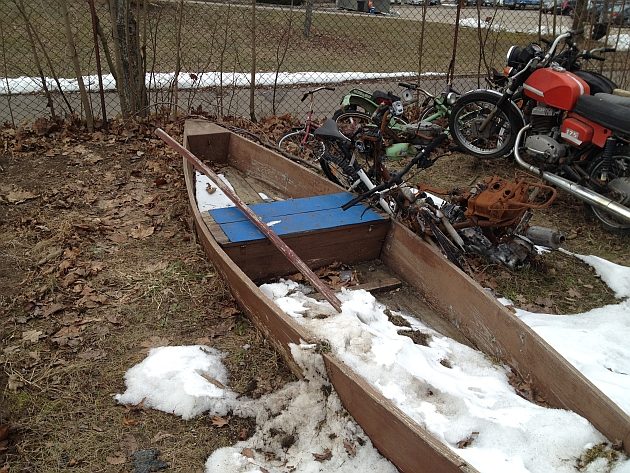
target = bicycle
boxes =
[333,82,459,139]
[278,86,336,163]
[315,103,562,270]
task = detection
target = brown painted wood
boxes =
[183,156,477,473]
[185,120,231,164]
[183,121,630,463]
[160,127,343,312]
[218,167,264,204]
[223,222,389,282]
[227,132,341,197]
[381,221,630,454]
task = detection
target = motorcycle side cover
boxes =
[523,68,590,110]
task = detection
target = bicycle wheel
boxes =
[319,150,366,192]
[334,112,372,138]
[278,130,326,163]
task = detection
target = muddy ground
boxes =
[0,116,627,472]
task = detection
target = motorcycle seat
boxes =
[594,92,630,108]
[574,94,630,136]
[372,90,399,103]
[314,118,351,142]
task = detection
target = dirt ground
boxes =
[0,115,627,472]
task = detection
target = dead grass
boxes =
[0,119,294,472]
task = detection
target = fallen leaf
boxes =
[5,189,39,204]
[343,438,356,457]
[144,261,169,273]
[107,232,128,243]
[0,424,9,441]
[567,288,582,298]
[22,330,43,343]
[106,454,126,465]
[151,432,173,443]
[211,416,229,427]
[43,302,65,317]
[77,349,107,361]
[140,336,170,350]
[122,417,140,427]
[238,427,249,441]
[312,448,332,462]
[241,448,255,459]
[130,224,155,239]
[199,372,226,389]
[456,431,479,449]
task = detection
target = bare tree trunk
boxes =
[250,0,256,122]
[15,0,73,115]
[0,20,15,126]
[416,0,428,84]
[96,17,117,85]
[13,0,56,118]
[88,0,107,128]
[109,0,148,118]
[304,0,314,38]
[273,2,294,115]
[218,4,232,116]
[171,0,184,120]
[60,0,94,130]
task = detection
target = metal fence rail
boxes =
[0,0,628,125]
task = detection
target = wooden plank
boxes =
[225,221,390,282]
[201,212,229,245]
[219,167,264,205]
[227,132,341,198]
[381,221,630,454]
[350,276,402,294]
[312,277,402,301]
[210,192,360,224]
[216,206,385,244]
[184,120,231,164]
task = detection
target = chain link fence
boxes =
[0,0,628,126]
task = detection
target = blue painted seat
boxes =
[209,192,386,244]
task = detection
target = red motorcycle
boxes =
[449,30,630,233]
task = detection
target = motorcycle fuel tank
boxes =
[523,67,590,110]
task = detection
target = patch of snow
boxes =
[261,283,630,473]
[266,220,281,227]
[196,172,236,212]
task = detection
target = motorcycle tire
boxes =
[319,151,367,192]
[587,152,630,234]
[448,91,523,160]
[278,130,326,163]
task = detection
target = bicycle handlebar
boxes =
[341,133,448,211]
[300,86,336,102]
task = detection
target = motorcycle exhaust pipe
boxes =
[525,226,565,249]
[514,125,630,223]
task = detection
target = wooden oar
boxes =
[155,128,343,313]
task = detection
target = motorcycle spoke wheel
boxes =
[449,93,520,159]
[278,130,325,163]
[588,154,630,234]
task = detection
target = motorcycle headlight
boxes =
[391,101,404,116]
[506,43,542,68]
[446,92,458,106]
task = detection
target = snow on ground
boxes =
[261,282,630,473]
[0,71,442,96]
[115,253,630,472]
[506,253,630,416]
[116,344,398,472]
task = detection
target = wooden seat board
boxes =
[209,192,362,224]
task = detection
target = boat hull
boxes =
[182,119,630,469]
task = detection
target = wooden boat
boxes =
[182,120,630,472]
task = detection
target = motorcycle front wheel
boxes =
[448,91,522,159]
[278,130,326,163]
[588,153,630,234]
